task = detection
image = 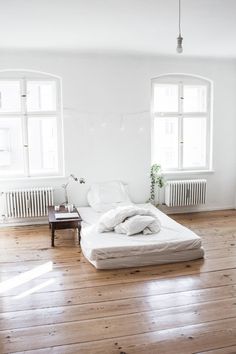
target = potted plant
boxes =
[149,164,165,205]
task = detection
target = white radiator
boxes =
[5,187,54,218]
[165,179,207,207]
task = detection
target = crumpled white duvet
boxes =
[97,205,161,236]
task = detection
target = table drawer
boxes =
[52,221,80,230]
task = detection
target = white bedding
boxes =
[79,204,203,266]
[98,205,161,235]
[79,206,103,225]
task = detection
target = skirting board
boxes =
[0,204,235,227]
[160,204,236,215]
[0,217,48,228]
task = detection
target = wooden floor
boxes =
[1,210,236,354]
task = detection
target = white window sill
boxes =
[163,170,215,176]
[0,175,66,182]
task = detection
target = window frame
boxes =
[151,74,213,173]
[0,71,64,179]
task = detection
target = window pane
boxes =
[0,118,24,176]
[28,117,58,174]
[183,117,206,168]
[0,81,21,112]
[153,84,178,112]
[153,117,179,169]
[183,85,207,112]
[27,81,57,112]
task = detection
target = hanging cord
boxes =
[178,0,182,36]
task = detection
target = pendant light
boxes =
[176,0,183,53]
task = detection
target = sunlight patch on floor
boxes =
[0,261,53,294]
[15,278,55,299]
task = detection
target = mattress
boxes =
[79,204,204,269]
[83,247,204,269]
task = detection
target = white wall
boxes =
[0,51,236,212]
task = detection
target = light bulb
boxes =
[176,35,183,53]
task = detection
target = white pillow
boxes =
[114,215,161,236]
[87,181,131,212]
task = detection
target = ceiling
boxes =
[0,0,235,57]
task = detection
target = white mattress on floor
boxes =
[79,206,103,225]
[79,204,203,262]
[83,247,204,269]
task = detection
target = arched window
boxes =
[151,74,212,172]
[0,70,63,178]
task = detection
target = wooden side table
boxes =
[48,206,82,247]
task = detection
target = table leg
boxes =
[78,223,81,245]
[51,225,55,247]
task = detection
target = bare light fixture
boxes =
[176,0,183,53]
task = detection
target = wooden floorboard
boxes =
[197,345,236,354]
[1,210,236,353]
